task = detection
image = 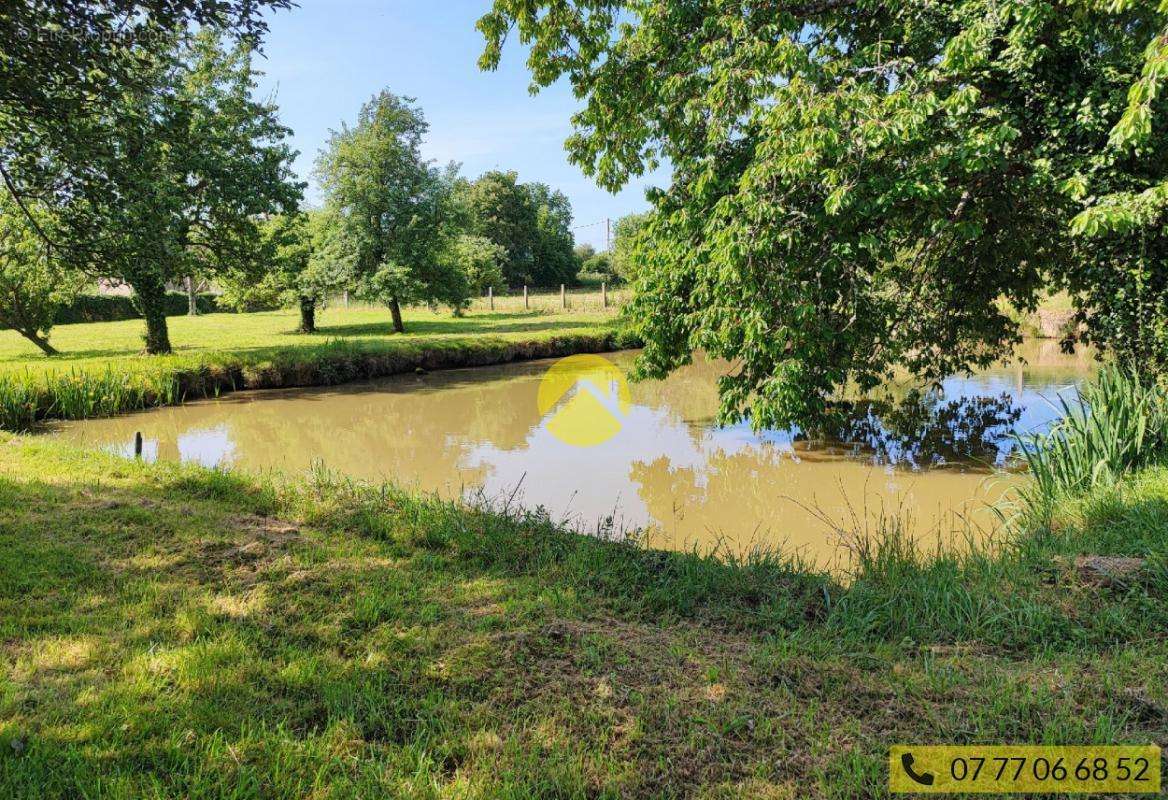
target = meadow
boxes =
[0,300,635,431]
[0,293,625,374]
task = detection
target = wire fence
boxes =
[464,286,629,314]
[327,286,630,315]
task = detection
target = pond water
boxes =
[52,340,1094,570]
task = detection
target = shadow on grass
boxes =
[0,463,793,799]
[313,316,600,338]
[1060,492,1168,557]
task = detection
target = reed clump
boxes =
[1013,365,1168,517]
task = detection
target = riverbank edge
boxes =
[1,435,1167,796]
[7,430,1166,648]
[0,328,643,431]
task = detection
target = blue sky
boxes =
[254,0,664,250]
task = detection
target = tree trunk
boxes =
[185,276,198,316]
[298,296,316,334]
[389,296,404,333]
[20,330,58,356]
[133,278,173,354]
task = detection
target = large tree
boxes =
[50,32,301,353]
[460,171,579,286]
[527,182,579,286]
[0,1,290,249]
[460,170,539,285]
[479,1,1168,426]
[315,92,466,333]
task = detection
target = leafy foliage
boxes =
[0,197,83,355]
[449,234,508,296]
[0,1,290,208]
[315,91,467,332]
[222,211,350,332]
[527,181,579,286]
[581,252,613,277]
[480,0,1168,426]
[40,31,301,354]
[459,170,579,286]
[610,212,648,281]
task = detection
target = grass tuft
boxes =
[1013,365,1168,520]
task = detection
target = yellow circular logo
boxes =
[537,354,632,447]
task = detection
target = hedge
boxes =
[54,293,221,325]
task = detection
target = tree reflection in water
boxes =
[800,391,1023,471]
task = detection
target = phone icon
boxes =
[901,753,935,786]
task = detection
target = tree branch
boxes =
[0,161,58,253]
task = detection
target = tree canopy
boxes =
[46,31,301,353]
[0,195,83,355]
[480,0,1168,426]
[1,1,290,247]
[450,234,508,297]
[460,170,579,286]
[316,91,467,332]
[219,211,349,334]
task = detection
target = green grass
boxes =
[0,305,636,430]
[0,304,623,374]
[1,435,1165,798]
[1014,366,1168,520]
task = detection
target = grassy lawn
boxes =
[1,436,1165,798]
[0,305,635,430]
[0,304,623,375]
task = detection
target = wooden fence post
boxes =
[561,284,566,309]
[523,285,528,310]
[602,282,608,308]
[488,285,494,311]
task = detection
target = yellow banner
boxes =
[889,745,1161,794]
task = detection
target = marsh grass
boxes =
[1013,365,1168,520]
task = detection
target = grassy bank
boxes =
[0,307,637,431]
[1,436,1165,798]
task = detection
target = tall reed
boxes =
[1013,365,1168,515]
[0,367,188,431]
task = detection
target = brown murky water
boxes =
[52,341,1094,570]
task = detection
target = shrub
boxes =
[53,293,220,324]
[576,271,616,287]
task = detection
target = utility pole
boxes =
[606,217,611,252]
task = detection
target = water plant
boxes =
[1013,365,1168,517]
